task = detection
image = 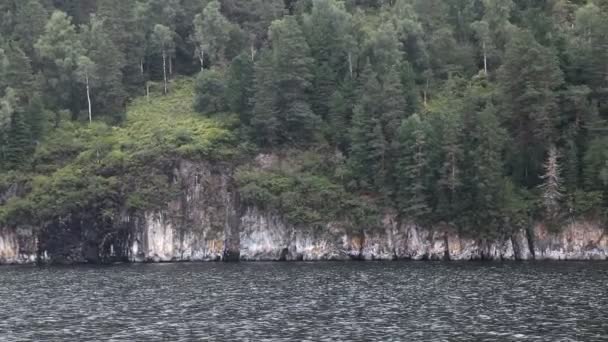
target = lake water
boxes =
[0,262,607,341]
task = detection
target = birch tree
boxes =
[192,0,232,69]
[151,24,175,95]
[76,56,96,123]
[471,20,491,74]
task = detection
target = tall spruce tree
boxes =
[396,114,432,222]
[251,49,280,146]
[470,103,507,234]
[498,29,563,187]
[13,0,48,59]
[268,16,319,145]
[225,52,255,124]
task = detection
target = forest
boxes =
[0,0,607,239]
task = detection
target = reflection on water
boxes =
[1,262,607,341]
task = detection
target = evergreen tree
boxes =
[0,42,34,102]
[348,105,387,192]
[498,29,563,187]
[269,16,319,144]
[225,52,255,124]
[469,103,507,234]
[5,110,31,169]
[24,93,47,142]
[396,114,432,222]
[433,108,464,225]
[303,0,352,118]
[328,74,356,151]
[379,65,407,144]
[251,49,279,146]
[97,0,145,92]
[13,0,48,59]
[347,65,387,190]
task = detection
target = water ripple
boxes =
[1,262,607,341]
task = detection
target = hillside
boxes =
[0,0,607,263]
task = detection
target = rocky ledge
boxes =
[1,161,606,264]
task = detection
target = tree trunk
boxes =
[199,49,205,70]
[140,58,144,76]
[169,55,173,76]
[85,71,92,124]
[162,50,167,95]
[250,43,256,62]
[348,52,353,78]
[146,81,150,102]
[483,41,488,75]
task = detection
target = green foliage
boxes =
[499,29,564,187]
[194,69,227,114]
[236,150,379,228]
[2,0,608,237]
[395,114,432,222]
[35,10,83,114]
[0,79,238,226]
[192,0,234,67]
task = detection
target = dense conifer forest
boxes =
[0,0,607,238]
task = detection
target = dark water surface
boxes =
[1,262,607,341]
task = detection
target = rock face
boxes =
[128,161,237,262]
[533,222,608,260]
[0,227,38,264]
[1,160,607,264]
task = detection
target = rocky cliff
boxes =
[1,160,606,264]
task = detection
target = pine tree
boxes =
[251,49,279,146]
[5,110,31,169]
[348,105,387,192]
[347,64,388,191]
[400,61,420,116]
[379,65,407,144]
[269,16,319,144]
[470,103,507,233]
[396,114,432,222]
[13,0,48,59]
[328,74,356,151]
[24,93,46,142]
[499,29,563,186]
[303,0,352,118]
[225,52,255,124]
[434,109,464,224]
[0,42,34,102]
[97,0,145,92]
